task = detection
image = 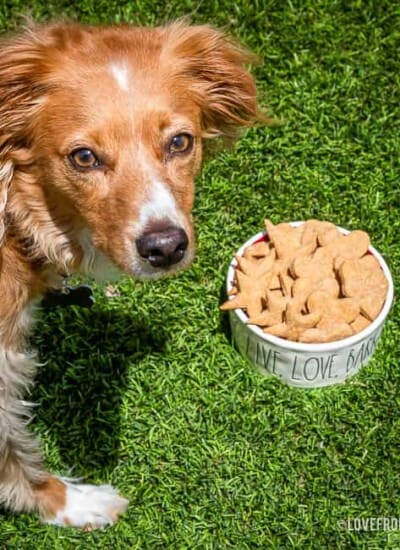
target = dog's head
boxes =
[0,21,259,281]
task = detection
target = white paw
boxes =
[45,479,128,529]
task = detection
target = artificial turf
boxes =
[0,1,399,548]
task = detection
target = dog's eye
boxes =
[168,133,193,156]
[69,148,101,170]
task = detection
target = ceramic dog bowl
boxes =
[225,223,394,388]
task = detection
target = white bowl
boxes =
[225,223,394,388]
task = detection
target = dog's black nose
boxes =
[136,226,188,268]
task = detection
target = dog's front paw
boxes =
[43,478,128,529]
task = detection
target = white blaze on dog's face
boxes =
[110,62,130,92]
[31,42,201,280]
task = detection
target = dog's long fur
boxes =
[0,20,259,527]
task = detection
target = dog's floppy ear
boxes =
[165,22,262,139]
[0,25,54,245]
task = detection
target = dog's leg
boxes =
[0,340,127,528]
[0,350,44,513]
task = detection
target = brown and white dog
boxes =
[0,20,259,528]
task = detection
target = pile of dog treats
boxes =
[220,219,388,343]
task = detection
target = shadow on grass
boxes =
[32,302,167,474]
[219,280,233,342]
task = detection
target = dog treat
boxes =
[306,290,360,323]
[299,319,354,344]
[246,308,283,327]
[351,314,372,333]
[220,270,265,318]
[243,240,271,260]
[292,276,340,301]
[338,255,388,321]
[221,219,388,343]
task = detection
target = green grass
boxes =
[1,0,400,548]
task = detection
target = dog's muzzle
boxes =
[135,226,189,268]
